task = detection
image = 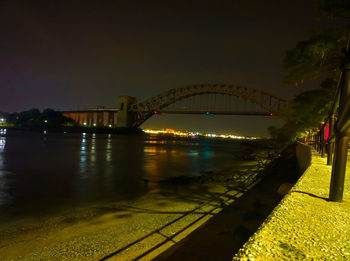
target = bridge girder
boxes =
[123,84,287,127]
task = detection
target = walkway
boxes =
[233,148,350,260]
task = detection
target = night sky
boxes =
[1,1,320,136]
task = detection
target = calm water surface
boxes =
[0,129,250,219]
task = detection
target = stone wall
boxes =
[295,142,312,172]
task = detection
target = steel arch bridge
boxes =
[116,84,287,128]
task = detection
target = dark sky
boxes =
[1,0,320,135]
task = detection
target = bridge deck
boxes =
[156,110,272,116]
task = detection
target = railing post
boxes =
[327,115,336,165]
[314,134,317,148]
[329,134,349,201]
[314,135,317,149]
[320,127,325,157]
[319,133,322,151]
[329,58,350,202]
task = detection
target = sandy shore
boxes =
[0,148,278,260]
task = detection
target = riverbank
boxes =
[0,142,279,260]
[232,145,350,260]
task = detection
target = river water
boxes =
[0,129,263,221]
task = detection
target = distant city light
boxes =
[109,124,112,127]
[0,118,4,122]
[143,128,258,140]
[44,120,48,123]
[83,122,87,126]
[93,123,96,126]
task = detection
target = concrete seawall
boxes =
[295,142,312,172]
[233,143,350,260]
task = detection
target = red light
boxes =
[325,125,329,140]
[269,112,274,117]
[154,110,158,114]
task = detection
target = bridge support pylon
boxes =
[116,95,138,127]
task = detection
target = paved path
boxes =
[233,148,350,260]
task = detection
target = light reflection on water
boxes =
[106,134,112,162]
[80,134,87,175]
[90,133,96,165]
[0,137,5,153]
[0,130,248,219]
[188,150,199,157]
[0,130,7,207]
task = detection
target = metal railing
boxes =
[308,35,350,202]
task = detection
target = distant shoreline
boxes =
[0,125,144,135]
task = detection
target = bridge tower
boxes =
[116,95,138,127]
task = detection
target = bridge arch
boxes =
[117,84,287,127]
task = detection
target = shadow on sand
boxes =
[98,175,259,261]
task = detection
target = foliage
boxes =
[5,108,75,128]
[283,0,350,86]
[269,0,350,144]
[282,27,347,86]
[290,78,336,127]
[270,79,337,144]
[317,0,350,19]
[41,109,75,128]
